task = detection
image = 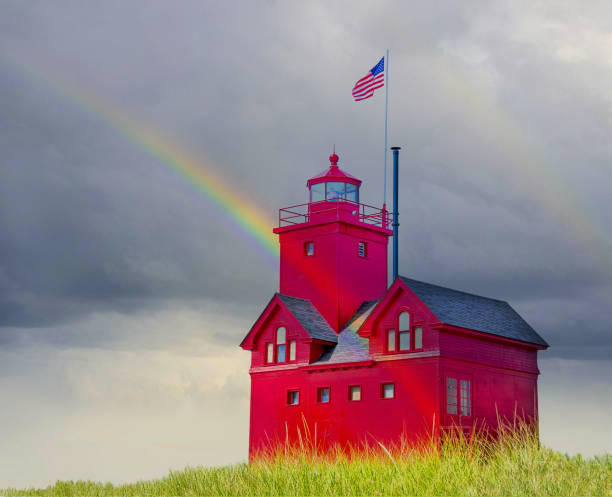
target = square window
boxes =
[289,340,296,361]
[414,327,423,349]
[266,343,274,364]
[349,385,361,401]
[382,383,395,399]
[287,390,299,405]
[317,387,330,403]
[399,331,410,351]
[304,241,314,256]
[387,329,396,352]
[358,241,367,257]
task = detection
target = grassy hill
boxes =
[3,428,610,496]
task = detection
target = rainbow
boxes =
[3,52,610,275]
[2,55,279,264]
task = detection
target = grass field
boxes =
[3,425,610,496]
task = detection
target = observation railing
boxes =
[278,199,391,230]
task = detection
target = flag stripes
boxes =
[352,56,385,101]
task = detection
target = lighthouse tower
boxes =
[274,152,392,331]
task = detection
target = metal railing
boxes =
[278,200,391,229]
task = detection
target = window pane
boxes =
[387,330,396,352]
[304,242,314,256]
[446,378,457,414]
[267,343,274,363]
[399,312,410,331]
[350,385,361,401]
[318,387,330,403]
[399,331,410,351]
[289,340,296,361]
[460,380,471,416]
[288,391,299,405]
[277,344,285,362]
[414,327,423,349]
[310,183,324,202]
[326,182,346,201]
[346,183,358,202]
[276,327,286,344]
[358,241,367,257]
[383,383,394,399]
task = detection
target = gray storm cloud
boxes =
[0,0,610,487]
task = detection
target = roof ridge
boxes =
[399,276,507,304]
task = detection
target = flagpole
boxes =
[383,49,390,208]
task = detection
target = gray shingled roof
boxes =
[399,277,549,347]
[313,300,378,364]
[277,294,337,343]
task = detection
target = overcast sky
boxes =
[1,0,611,488]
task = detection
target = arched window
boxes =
[265,326,297,364]
[398,312,410,351]
[276,326,286,362]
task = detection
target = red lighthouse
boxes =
[240,152,548,454]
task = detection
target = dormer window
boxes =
[266,326,297,365]
[385,312,423,353]
[276,327,286,362]
[399,312,410,351]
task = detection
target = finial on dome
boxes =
[329,145,339,167]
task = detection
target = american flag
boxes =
[352,57,385,101]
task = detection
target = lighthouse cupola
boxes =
[273,151,392,332]
[307,152,361,203]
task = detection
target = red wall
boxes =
[249,359,440,453]
[277,220,390,332]
[438,330,540,429]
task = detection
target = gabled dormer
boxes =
[360,276,549,363]
[240,293,337,370]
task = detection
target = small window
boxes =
[414,327,423,349]
[289,340,296,361]
[398,312,411,351]
[358,241,367,258]
[387,329,396,352]
[287,390,300,405]
[266,343,274,363]
[446,378,458,414]
[317,387,330,403]
[349,385,361,401]
[382,383,395,399]
[304,241,314,256]
[460,380,471,416]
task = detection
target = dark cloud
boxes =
[0,1,610,355]
[0,1,611,486]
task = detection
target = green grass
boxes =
[3,425,610,496]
